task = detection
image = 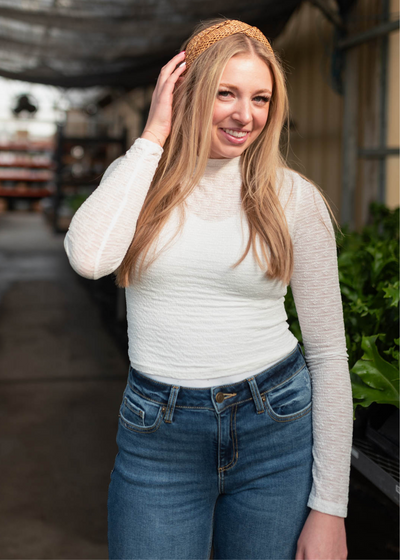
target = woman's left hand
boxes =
[295,509,348,560]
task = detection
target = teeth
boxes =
[222,128,248,138]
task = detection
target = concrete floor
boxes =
[0,210,398,559]
[0,211,128,558]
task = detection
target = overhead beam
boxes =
[338,19,399,50]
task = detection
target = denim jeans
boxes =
[108,344,313,560]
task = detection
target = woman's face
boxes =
[209,53,273,159]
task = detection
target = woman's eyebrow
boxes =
[219,83,272,95]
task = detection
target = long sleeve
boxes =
[64,137,163,279]
[289,178,353,518]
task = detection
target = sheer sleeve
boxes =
[64,137,163,279]
[289,177,353,518]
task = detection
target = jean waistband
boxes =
[128,344,306,414]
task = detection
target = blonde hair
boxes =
[115,17,328,288]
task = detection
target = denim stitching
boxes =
[128,384,216,409]
[218,410,233,470]
[263,364,307,394]
[125,387,308,414]
[247,377,265,414]
[264,401,312,423]
[219,404,239,472]
[217,408,222,479]
[127,363,307,412]
[118,407,166,433]
[165,386,179,424]
[124,397,144,418]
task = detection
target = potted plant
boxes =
[285,203,399,456]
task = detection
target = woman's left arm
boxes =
[289,177,353,559]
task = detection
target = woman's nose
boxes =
[232,99,252,124]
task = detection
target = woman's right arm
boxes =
[64,50,186,280]
[63,139,163,279]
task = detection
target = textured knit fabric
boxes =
[64,137,354,518]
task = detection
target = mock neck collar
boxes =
[201,154,242,176]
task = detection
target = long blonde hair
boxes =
[115,18,300,288]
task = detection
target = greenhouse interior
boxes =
[0,0,398,558]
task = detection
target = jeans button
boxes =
[215,392,225,403]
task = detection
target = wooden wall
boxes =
[274,0,399,226]
[274,2,344,218]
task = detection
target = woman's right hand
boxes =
[141,51,186,148]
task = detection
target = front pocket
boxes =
[122,396,145,426]
[119,385,166,433]
[263,366,312,422]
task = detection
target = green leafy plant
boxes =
[67,193,89,213]
[351,335,399,409]
[285,203,400,419]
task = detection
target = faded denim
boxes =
[108,344,313,560]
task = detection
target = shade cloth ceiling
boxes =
[0,0,306,88]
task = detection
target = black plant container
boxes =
[353,402,399,461]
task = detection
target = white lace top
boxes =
[64,137,354,518]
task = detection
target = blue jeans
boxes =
[108,344,313,560]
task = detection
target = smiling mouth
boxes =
[221,128,250,138]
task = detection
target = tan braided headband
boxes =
[184,20,274,70]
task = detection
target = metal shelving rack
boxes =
[351,405,399,505]
[52,124,127,233]
[352,438,399,505]
[0,139,54,210]
[53,123,129,355]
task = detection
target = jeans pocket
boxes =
[263,366,312,422]
[119,383,166,434]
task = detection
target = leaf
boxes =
[383,338,399,363]
[351,335,399,410]
[384,349,399,362]
[350,299,370,317]
[382,281,400,308]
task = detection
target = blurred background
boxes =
[0,0,398,558]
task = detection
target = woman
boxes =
[64,18,353,560]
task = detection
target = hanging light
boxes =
[12,94,38,117]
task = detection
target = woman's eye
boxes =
[254,96,271,104]
[217,91,271,103]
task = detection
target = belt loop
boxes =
[164,385,180,423]
[247,377,265,414]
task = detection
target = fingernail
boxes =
[179,62,186,67]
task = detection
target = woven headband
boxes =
[184,20,274,70]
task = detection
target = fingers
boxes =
[158,51,185,84]
[169,59,186,82]
[143,51,186,143]
[157,52,186,92]
[174,59,187,72]
[161,50,186,74]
